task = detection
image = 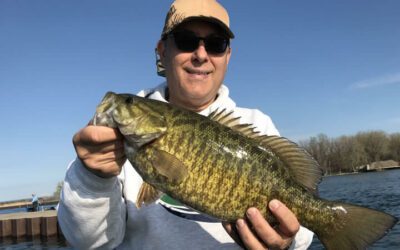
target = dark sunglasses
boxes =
[169,30,230,54]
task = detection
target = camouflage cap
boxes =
[161,0,234,39]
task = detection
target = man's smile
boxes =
[185,68,212,75]
[184,68,212,80]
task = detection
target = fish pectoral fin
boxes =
[152,149,188,184]
[135,182,161,208]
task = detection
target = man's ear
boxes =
[226,46,232,65]
[157,40,166,61]
[156,40,166,77]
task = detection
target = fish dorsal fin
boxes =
[151,149,188,184]
[208,109,322,193]
[209,109,241,127]
[209,109,260,138]
[136,182,161,208]
[259,135,322,193]
[231,124,261,138]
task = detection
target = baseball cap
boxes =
[161,0,234,39]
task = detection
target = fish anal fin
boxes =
[151,149,188,184]
[135,182,161,208]
[259,135,322,193]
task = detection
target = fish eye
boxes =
[125,97,133,104]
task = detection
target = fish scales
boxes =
[158,112,298,220]
[138,110,243,217]
[148,113,328,224]
[164,116,253,217]
[144,101,360,226]
[93,92,398,250]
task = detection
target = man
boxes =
[58,0,314,249]
[31,193,39,212]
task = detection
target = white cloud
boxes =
[350,72,400,89]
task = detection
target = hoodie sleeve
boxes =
[290,226,314,250]
[57,159,127,249]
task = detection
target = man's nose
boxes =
[192,40,208,63]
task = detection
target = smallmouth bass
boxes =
[93,92,398,249]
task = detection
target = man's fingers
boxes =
[92,139,125,154]
[72,124,126,178]
[245,207,282,247]
[222,222,245,248]
[238,201,298,249]
[224,201,299,249]
[75,139,125,160]
[84,150,126,177]
[96,149,126,163]
[73,125,122,145]
[87,161,124,178]
[236,219,267,250]
[269,199,300,237]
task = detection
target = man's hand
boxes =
[73,125,126,178]
[223,199,299,250]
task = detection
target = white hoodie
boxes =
[58,83,313,250]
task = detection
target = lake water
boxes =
[1,170,399,249]
[309,169,400,249]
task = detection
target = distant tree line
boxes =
[53,181,63,199]
[299,131,400,175]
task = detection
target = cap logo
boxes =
[164,5,185,36]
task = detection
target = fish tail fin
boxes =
[317,202,398,250]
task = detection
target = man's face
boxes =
[158,20,231,112]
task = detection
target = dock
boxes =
[0,210,63,242]
[0,198,58,210]
[358,160,400,172]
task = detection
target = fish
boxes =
[93,92,398,249]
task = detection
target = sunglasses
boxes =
[169,30,230,54]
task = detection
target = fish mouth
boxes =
[92,111,117,127]
[92,93,119,128]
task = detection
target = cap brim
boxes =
[164,16,234,39]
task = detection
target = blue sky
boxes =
[0,0,399,202]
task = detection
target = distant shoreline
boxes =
[324,166,400,177]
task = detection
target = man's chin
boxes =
[182,95,216,112]
[186,72,210,81]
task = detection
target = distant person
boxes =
[31,194,39,212]
[58,0,314,249]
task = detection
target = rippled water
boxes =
[310,169,400,249]
[1,170,399,249]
